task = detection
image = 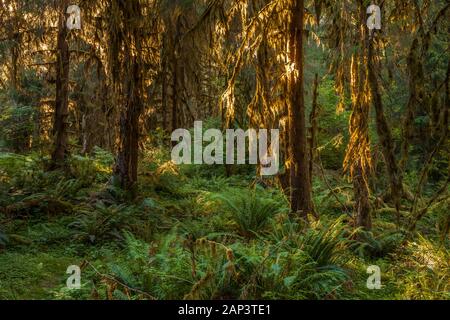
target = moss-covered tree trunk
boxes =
[345,0,373,230]
[111,0,145,193]
[50,0,70,169]
[368,37,404,219]
[287,0,313,217]
[114,60,142,192]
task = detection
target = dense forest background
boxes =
[0,0,448,300]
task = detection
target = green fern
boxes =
[69,202,134,243]
[214,188,287,238]
[299,217,351,268]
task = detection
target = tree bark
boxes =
[111,0,145,193]
[114,58,142,192]
[287,0,313,217]
[368,38,404,219]
[347,0,372,230]
[171,17,182,133]
[50,0,70,169]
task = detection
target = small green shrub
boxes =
[353,230,405,259]
[69,203,136,244]
[69,148,114,185]
[214,188,287,238]
[299,218,352,268]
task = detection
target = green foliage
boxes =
[91,147,115,168]
[264,250,349,300]
[0,0,448,302]
[213,187,288,238]
[33,179,83,200]
[76,216,354,300]
[69,203,138,244]
[0,251,75,299]
[0,104,34,151]
[394,236,450,300]
[299,218,352,268]
[104,231,194,300]
[0,144,448,301]
[0,152,43,189]
[69,148,114,185]
[316,79,350,170]
[354,230,406,259]
[258,218,352,299]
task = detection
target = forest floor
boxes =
[0,148,448,300]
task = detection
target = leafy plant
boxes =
[69,203,135,244]
[0,104,34,152]
[299,217,352,268]
[69,149,113,185]
[395,236,450,300]
[353,229,405,259]
[214,188,287,238]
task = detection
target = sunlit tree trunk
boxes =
[50,0,70,169]
[349,0,372,230]
[368,38,404,219]
[287,0,313,217]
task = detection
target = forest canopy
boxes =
[0,0,448,301]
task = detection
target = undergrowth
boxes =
[0,148,448,300]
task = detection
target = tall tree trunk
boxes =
[345,1,372,230]
[287,0,313,217]
[114,59,142,192]
[50,0,70,169]
[368,37,404,220]
[112,0,145,193]
[399,39,423,172]
[171,17,182,133]
[354,2,372,230]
